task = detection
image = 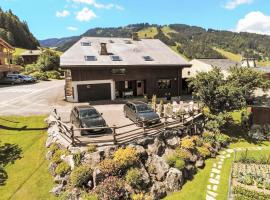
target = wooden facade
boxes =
[67,65,183,100]
[251,106,270,125]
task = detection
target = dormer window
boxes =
[81,42,91,46]
[143,56,154,61]
[111,55,122,61]
[84,56,97,61]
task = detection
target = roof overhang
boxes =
[60,64,192,69]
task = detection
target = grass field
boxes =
[161,26,177,38]
[14,48,27,56]
[0,116,56,200]
[138,27,158,38]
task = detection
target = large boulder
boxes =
[147,138,165,156]
[46,150,53,160]
[165,136,180,149]
[136,136,154,147]
[98,146,116,159]
[147,155,169,181]
[195,159,205,169]
[83,151,104,168]
[128,144,148,161]
[48,162,57,177]
[50,184,64,196]
[165,168,184,193]
[46,136,54,148]
[93,168,105,187]
[150,181,167,200]
[138,162,151,187]
[63,155,75,170]
[183,164,196,179]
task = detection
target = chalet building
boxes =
[0,38,22,79]
[20,49,42,65]
[60,34,190,102]
[182,59,240,94]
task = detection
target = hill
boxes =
[39,23,270,65]
[0,8,39,49]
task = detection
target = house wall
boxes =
[67,66,183,101]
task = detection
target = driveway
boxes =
[0,80,66,116]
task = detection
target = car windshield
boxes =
[79,109,100,119]
[136,104,153,113]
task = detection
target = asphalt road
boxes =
[0,80,66,116]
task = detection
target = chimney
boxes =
[100,43,108,55]
[132,32,139,41]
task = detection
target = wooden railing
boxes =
[51,108,204,147]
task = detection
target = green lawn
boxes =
[0,116,56,200]
[14,48,27,56]
[138,27,158,38]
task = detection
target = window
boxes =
[84,56,97,61]
[111,68,126,75]
[143,56,154,61]
[111,55,122,61]
[81,42,91,46]
[157,79,172,89]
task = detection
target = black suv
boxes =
[70,105,107,134]
[123,101,160,126]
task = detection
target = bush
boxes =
[263,180,270,190]
[99,159,121,176]
[73,152,82,167]
[215,133,231,145]
[113,147,139,168]
[55,162,70,176]
[132,193,152,200]
[175,159,185,171]
[125,168,143,189]
[81,191,98,200]
[202,131,215,144]
[180,137,195,150]
[36,49,60,72]
[87,145,97,153]
[46,70,61,79]
[196,146,211,158]
[71,165,93,187]
[233,186,270,200]
[95,176,129,200]
[30,71,48,81]
[52,149,69,164]
[24,64,39,74]
[49,143,59,153]
[175,148,192,161]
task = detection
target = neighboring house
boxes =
[0,38,22,79]
[20,49,42,65]
[182,59,240,94]
[60,34,191,102]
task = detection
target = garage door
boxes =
[77,83,111,102]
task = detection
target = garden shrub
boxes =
[52,149,69,164]
[71,165,93,187]
[46,70,61,79]
[263,180,270,190]
[175,159,185,171]
[95,176,129,200]
[24,64,39,74]
[125,168,143,189]
[202,131,215,144]
[215,133,231,145]
[233,186,270,200]
[49,143,59,153]
[197,146,211,158]
[99,159,121,176]
[30,71,48,81]
[73,152,82,167]
[180,137,195,150]
[165,153,185,170]
[87,144,97,153]
[175,148,192,161]
[55,162,71,176]
[81,191,98,200]
[132,193,152,200]
[113,147,139,168]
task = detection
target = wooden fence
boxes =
[51,108,204,147]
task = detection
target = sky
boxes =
[1,0,270,40]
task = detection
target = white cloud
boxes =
[56,10,70,17]
[235,11,270,35]
[76,7,97,22]
[67,26,78,31]
[225,0,253,10]
[71,0,124,10]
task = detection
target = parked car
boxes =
[124,101,160,126]
[0,75,22,85]
[20,75,36,83]
[70,105,107,135]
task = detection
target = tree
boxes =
[36,49,60,72]
[189,67,246,114]
[227,66,270,103]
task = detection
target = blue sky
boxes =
[1,0,270,40]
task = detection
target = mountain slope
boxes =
[39,23,270,65]
[0,8,39,49]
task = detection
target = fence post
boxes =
[70,126,75,146]
[112,125,117,145]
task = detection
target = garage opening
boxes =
[77,83,111,102]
